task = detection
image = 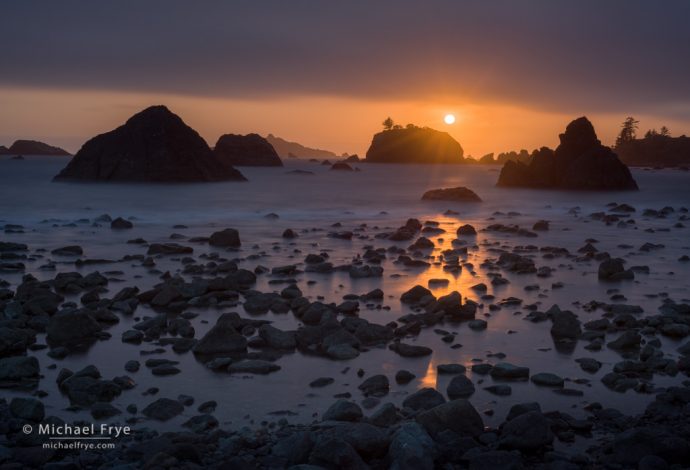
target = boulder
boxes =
[192,313,247,355]
[54,105,246,182]
[416,399,484,439]
[323,399,363,422]
[499,410,554,451]
[497,117,638,190]
[446,374,475,398]
[213,133,283,166]
[421,187,482,202]
[0,356,40,388]
[402,388,446,411]
[142,398,184,421]
[365,126,465,164]
[46,311,102,345]
[598,258,634,281]
[490,363,530,380]
[209,228,241,247]
[9,397,45,422]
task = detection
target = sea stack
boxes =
[54,105,246,182]
[365,126,465,164]
[2,140,71,156]
[497,117,638,190]
[213,134,283,167]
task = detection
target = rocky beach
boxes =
[1,154,689,469]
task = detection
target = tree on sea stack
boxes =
[615,116,639,148]
[382,117,395,131]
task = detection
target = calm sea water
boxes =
[1,156,690,447]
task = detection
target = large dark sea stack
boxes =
[54,106,246,182]
[497,117,638,190]
[5,140,71,156]
[213,133,283,167]
[365,126,464,164]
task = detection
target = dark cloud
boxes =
[2,0,689,114]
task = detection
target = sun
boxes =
[444,114,456,125]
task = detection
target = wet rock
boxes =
[228,359,280,374]
[402,387,446,411]
[457,224,477,236]
[51,245,83,256]
[400,285,432,304]
[9,397,45,422]
[209,228,241,247]
[142,397,184,421]
[389,342,432,357]
[531,372,564,387]
[193,313,247,355]
[446,374,475,398]
[416,399,484,438]
[532,220,550,231]
[46,310,102,345]
[358,375,389,397]
[485,385,512,396]
[395,370,416,384]
[282,228,298,239]
[309,377,334,388]
[258,324,296,349]
[330,162,354,171]
[575,357,602,373]
[147,243,193,255]
[326,343,360,360]
[421,187,482,202]
[610,426,690,466]
[370,402,400,427]
[598,258,634,281]
[607,330,641,350]
[111,217,133,229]
[500,410,554,451]
[388,422,436,470]
[549,305,582,340]
[437,364,466,375]
[91,402,121,420]
[490,362,530,380]
[323,399,363,422]
[308,437,367,469]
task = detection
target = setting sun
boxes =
[444,113,456,125]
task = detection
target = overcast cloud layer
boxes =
[2,0,689,117]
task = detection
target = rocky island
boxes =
[53,106,246,182]
[0,140,71,156]
[365,126,465,164]
[497,117,638,190]
[213,133,283,167]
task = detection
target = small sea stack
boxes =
[213,133,283,167]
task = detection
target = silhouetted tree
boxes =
[615,116,639,147]
[645,129,658,139]
[392,124,403,130]
[406,123,415,129]
[382,117,394,131]
[660,126,670,137]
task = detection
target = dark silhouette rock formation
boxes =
[365,127,464,164]
[54,105,246,182]
[265,134,336,159]
[616,135,690,168]
[330,162,354,171]
[213,133,283,167]
[497,117,638,190]
[421,187,482,202]
[1,140,70,156]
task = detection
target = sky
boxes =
[1,0,689,157]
